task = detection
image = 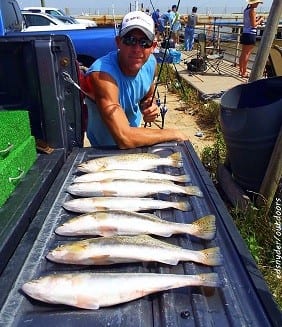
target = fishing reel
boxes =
[160,38,175,50]
[156,90,168,129]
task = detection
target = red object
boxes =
[76,62,90,138]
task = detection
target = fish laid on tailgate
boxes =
[22,272,221,309]
[55,210,216,240]
[77,152,183,173]
[63,196,191,213]
[46,235,223,266]
[67,179,203,197]
[73,169,191,183]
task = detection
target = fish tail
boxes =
[197,273,221,287]
[174,201,191,211]
[168,152,183,168]
[200,247,223,266]
[190,215,216,240]
[174,174,191,183]
[184,186,203,197]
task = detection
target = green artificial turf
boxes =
[0,110,32,160]
[0,110,37,207]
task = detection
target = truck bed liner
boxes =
[0,142,280,326]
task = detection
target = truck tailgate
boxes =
[0,142,280,326]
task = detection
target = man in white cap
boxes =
[84,11,186,148]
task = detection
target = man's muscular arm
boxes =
[88,71,187,149]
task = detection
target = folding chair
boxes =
[197,33,224,75]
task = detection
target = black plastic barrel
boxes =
[220,77,282,192]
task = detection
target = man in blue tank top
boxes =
[84,10,186,148]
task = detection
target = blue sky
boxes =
[19,0,273,15]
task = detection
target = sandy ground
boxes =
[150,84,214,155]
[84,84,214,156]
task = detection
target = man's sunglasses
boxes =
[122,36,153,49]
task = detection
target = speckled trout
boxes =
[77,152,183,173]
[55,211,216,240]
[22,272,220,309]
[73,169,190,183]
[63,197,191,213]
[46,235,223,266]
[67,180,203,197]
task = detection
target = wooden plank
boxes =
[257,125,282,209]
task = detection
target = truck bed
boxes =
[0,142,281,326]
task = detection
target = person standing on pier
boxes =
[171,4,181,46]
[184,6,198,51]
[152,9,163,41]
[239,0,264,78]
[161,9,173,39]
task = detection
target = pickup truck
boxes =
[0,0,116,66]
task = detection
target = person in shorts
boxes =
[239,0,264,78]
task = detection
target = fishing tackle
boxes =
[160,93,168,129]
[145,0,181,129]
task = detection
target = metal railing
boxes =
[179,23,282,69]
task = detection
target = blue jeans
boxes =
[184,27,195,51]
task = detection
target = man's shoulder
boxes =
[147,53,157,67]
[87,51,117,73]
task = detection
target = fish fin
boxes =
[156,231,173,237]
[200,247,223,266]
[98,226,119,237]
[158,258,179,265]
[175,201,191,211]
[169,152,183,168]
[174,174,191,183]
[190,215,216,240]
[198,273,221,287]
[184,186,203,197]
[90,255,113,265]
[76,295,100,309]
[103,191,118,197]
[102,178,115,182]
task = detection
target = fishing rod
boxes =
[153,0,181,100]
[112,4,119,36]
[144,0,181,128]
[149,0,157,14]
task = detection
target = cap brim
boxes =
[120,26,154,41]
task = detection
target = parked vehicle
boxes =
[1,0,115,67]
[23,6,97,27]
[21,11,87,31]
[50,15,83,25]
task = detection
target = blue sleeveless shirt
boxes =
[85,51,156,147]
[243,7,257,35]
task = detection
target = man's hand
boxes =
[141,101,159,123]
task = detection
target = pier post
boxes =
[249,0,282,82]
